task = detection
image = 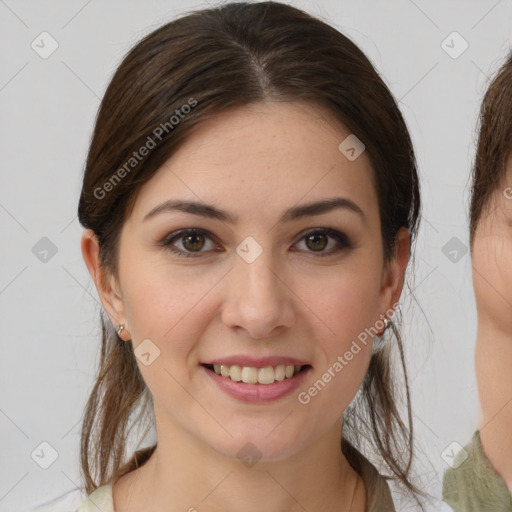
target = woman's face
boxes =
[472,158,512,334]
[85,100,408,462]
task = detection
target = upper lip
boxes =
[202,356,311,368]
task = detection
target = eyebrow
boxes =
[143,197,366,224]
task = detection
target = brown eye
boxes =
[182,233,206,252]
[162,229,218,258]
[305,233,328,251]
[162,227,352,259]
[294,228,352,256]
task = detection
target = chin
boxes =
[210,429,306,465]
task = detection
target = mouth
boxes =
[201,363,312,385]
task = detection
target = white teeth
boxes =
[229,365,242,382]
[241,366,258,384]
[210,363,303,384]
[274,364,285,381]
[257,366,275,385]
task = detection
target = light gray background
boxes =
[1,1,511,511]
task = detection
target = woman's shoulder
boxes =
[76,484,114,512]
[442,430,512,511]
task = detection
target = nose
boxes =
[220,247,295,339]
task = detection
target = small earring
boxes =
[116,324,131,342]
[116,324,130,341]
[380,317,391,336]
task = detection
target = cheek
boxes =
[297,324,374,418]
[119,266,218,397]
[120,257,221,342]
[298,266,381,401]
[309,264,384,344]
[323,286,377,382]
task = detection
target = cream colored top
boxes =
[77,484,113,512]
[77,445,396,512]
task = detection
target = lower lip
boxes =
[201,365,312,403]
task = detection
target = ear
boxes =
[80,228,127,331]
[378,227,411,317]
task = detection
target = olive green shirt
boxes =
[77,445,396,511]
[443,430,512,511]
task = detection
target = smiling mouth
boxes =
[202,363,312,385]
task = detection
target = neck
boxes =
[475,317,512,492]
[114,413,364,512]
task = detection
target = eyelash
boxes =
[161,228,353,258]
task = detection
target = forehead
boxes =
[129,100,378,223]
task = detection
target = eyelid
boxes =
[161,227,353,258]
[161,228,220,256]
[293,227,351,249]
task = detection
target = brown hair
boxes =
[470,51,512,246]
[77,0,423,504]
